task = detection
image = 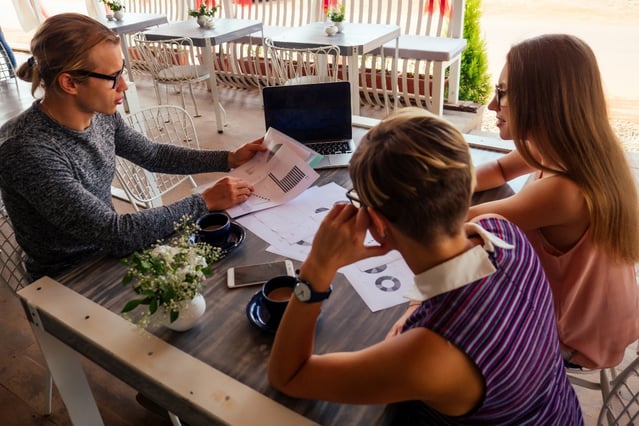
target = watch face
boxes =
[294,282,311,302]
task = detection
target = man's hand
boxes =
[228,138,267,169]
[201,176,254,210]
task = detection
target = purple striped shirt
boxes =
[384,217,583,425]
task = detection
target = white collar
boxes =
[404,222,515,302]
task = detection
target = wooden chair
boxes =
[0,196,53,415]
[115,105,199,211]
[264,38,341,87]
[133,33,210,117]
[598,356,639,425]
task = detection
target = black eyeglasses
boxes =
[495,85,508,106]
[346,188,362,208]
[71,61,126,89]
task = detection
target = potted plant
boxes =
[121,215,222,331]
[188,2,221,29]
[101,0,125,21]
[326,3,345,33]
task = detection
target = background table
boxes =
[102,13,169,83]
[271,22,400,116]
[18,154,518,425]
[144,19,263,133]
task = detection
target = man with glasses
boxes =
[0,13,266,281]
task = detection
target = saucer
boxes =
[246,291,277,333]
[190,222,246,256]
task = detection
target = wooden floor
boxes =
[1,55,638,425]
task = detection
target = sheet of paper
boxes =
[226,129,320,218]
[237,182,413,312]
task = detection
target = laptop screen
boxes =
[262,81,352,144]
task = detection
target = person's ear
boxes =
[367,208,389,241]
[57,72,80,95]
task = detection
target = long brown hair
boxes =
[507,34,639,262]
[16,13,120,97]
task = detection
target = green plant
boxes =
[188,4,220,18]
[458,0,491,104]
[101,0,124,12]
[121,215,221,328]
[326,4,345,22]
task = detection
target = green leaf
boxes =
[169,310,179,323]
[122,298,146,313]
[149,298,158,314]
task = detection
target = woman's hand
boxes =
[304,203,392,276]
[385,303,420,339]
[228,138,267,169]
[201,176,254,210]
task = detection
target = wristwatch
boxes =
[293,276,332,303]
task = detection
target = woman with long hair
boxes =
[468,34,639,369]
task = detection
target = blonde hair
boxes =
[349,107,473,242]
[507,34,639,263]
[16,13,120,97]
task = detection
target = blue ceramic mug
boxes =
[195,212,231,246]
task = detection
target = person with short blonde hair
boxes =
[0,13,265,279]
[268,107,582,424]
[468,34,639,369]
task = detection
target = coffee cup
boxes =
[195,212,231,246]
[259,275,296,330]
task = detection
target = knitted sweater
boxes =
[0,102,229,278]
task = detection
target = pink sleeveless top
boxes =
[525,227,639,368]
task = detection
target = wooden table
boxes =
[17,155,517,425]
[271,22,400,116]
[144,19,263,134]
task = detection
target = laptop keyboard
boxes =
[307,141,352,155]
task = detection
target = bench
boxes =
[18,277,314,425]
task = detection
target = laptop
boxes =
[262,81,356,169]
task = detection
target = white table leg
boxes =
[204,39,226,133]
[28,321,103,425]
[348,50,360,116]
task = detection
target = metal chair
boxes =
[568,340,639,403]
[264,37,340,87]
[598,356,639,425]
[132,32,210,117]
[115,105,199,211]
[0,41,19,94]
[0,196,52,415]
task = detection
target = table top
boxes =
[271,22,401,56]
[144,18,263,47]
[101,13,168,35]
[50,161,516,425]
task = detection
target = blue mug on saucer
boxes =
[196,212,231,247]
[247,275,296,333]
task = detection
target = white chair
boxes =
[568,340,639,403]
[0,196,53,415]
[0,41,19,94]
[598,356,639,425]
[264,37,340,87]
[115,105,199,211]
[133,32,210,117]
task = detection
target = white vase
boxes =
[333,21,344,33]
[197,16,214,28]
[113,10,124,21]
[163,293,206,332]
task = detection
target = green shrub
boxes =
[459,0,491,104]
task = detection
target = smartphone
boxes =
[227,260,295,288]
